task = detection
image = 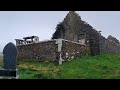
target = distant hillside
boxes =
[16,54,120,79]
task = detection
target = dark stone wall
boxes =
[80,22,100,56]
[100,36,120,54]
[17,40,57,61]
[108,35,120,44]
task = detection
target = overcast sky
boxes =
[0,11,120,52]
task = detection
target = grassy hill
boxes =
[0,54,120,79]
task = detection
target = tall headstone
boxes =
[0,42,18,79]
[3,42,17,69]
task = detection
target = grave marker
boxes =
[0,42,18,79]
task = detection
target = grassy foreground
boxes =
[0,54,120,79]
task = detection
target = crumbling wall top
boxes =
[107,35,120,44]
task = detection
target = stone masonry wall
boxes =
[100,36,120,54]
[17,40,57,61]
[61,40,90,61]
[17,39,90,64]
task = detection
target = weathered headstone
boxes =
[0,42,18,79]
[3,42,17,69]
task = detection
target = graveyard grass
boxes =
[0,54,120,79]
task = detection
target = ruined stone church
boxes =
[16,11,120,64]
[52,11,120,55]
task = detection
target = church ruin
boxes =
[52,11,120,55]
[16,11,120,64]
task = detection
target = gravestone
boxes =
[3,42,17,69]
[0,42,18,79]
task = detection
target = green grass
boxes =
[0,54,120,79]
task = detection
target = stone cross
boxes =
[0,42,18,79]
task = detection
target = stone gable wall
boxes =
[52,11,101,56]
